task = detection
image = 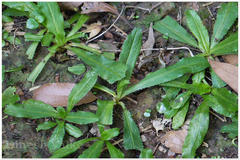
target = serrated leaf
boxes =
[67,70,97,112]
[41,32,54,47]
[65,111,99,125]
[26,18,39,29]
[122,105,143,150]
[67,14,89,38]
[38,2,65,45]
[119,27,142,79]
[211,3,238,48]
[68,64,86,75]
[67,47,127,84]
[2,86,20,107]
[51,137,96,158]
[209,59,238,92]
[96,100,115,125]
[4,99,59,119]
[172,100,189,130]
[106,141,124,158]
[48,121,65,153]
[220,119,238,139]
[171,91,192,109]
[210,68,226,88]
[36,121,57,132]
[153,16,198,47]
[123,57,209,97]
[65,123,83,138]
[78,140,104,158]
[185,10,210,53]
[100,128,120,141]
[210,32,238,55]
[182,101,209,158]
[140,148,154,158]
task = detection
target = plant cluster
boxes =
[2,2,238,158]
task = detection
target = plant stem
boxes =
[93,83,116,97]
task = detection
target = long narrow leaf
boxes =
[65,111,99,125]
[67,70,98,112]
[211,2,238,48]
[185,10,210,53]
[122,57,209,97]
[78,140,104,158]
[96,100,115,125]
[119,27,142,79]
[106,141,124,158]
[182,101,209,158]
[67,14,89,38]
[153,16,198,47]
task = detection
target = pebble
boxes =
[158,145,167,153]
[141,135,147,142]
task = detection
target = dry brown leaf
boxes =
[81,2,118,15]
[222,55,238,66]
[32,83,97,107]
[161,129,188,154]
[58,2,83,11]
[82,21,102,39]
[209,59,238,93]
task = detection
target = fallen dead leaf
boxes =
[222,55,238,66]
[138,23,155,69]
[82,21,102,39]
[209,59,238,93]
[58,2,83,11]
[161,129,188,154]
[81,2,118,15]
[32,83,97,107]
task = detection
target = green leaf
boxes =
[122,57,209,97]
[67,13,81,25]
[210,68,226,88]
[192,71,205,83]
[94,83,116,97]
[171,91,192,109]
[153,16,198,47]
[182,101,209,158]
[100,128,120,141]
[68,64,86,75]
[41,32,54,47]
[2,40,6,47]
[106,141,124,158]
[121,103,143,150]
[56,107,66,119]
[38,2,65,45]
[27,51,55,84]
[2,15,13,23]
[24,32,43,42]
[3,8,28,17]
[96,100,115,125]
[36,121,57,132]
[26,18,39,29]
[65,111,99,125]
[211,3,238,48]
[51,137,96,158]
[67,14,89,38]
[26,29,46,59]
[6,36,21,45]
[211,88,238,113]
[220,118,238,139]
[117,79,130,98]
[4,99,59,119]
[156,99,178,119]
[210,32,238,55]
[2,86,20,107]
[2,65,5,81]
[67,47,127,84]
[140,148,154,158]
[3,2,44,23]
[65,123,83,138]
[48,121,65,153]
[185,10,210,53]
[66,32,86,41]
[67,70,98,112]
[119,27,142,79]
[78,140,104,158]
[172,100,189,130]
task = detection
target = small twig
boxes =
[125,5,151,13]
[125,96,138,104]
[202,2,214,7]
[207,6,214,18]
[209,110,226,122]
[149,2,162,12]
[166,47,194,57]
[13,28,18,49]
[86,6,124,44]
[112,24,128,37]
[102,139,124,152]
[140,125,152,132]
[153,142,161,155]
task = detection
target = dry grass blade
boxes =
[32,83,97,107]
[222,55,238,66]
[209,59,238,93]
[81,2,119,15]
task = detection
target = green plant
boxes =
[152,2,238,158]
